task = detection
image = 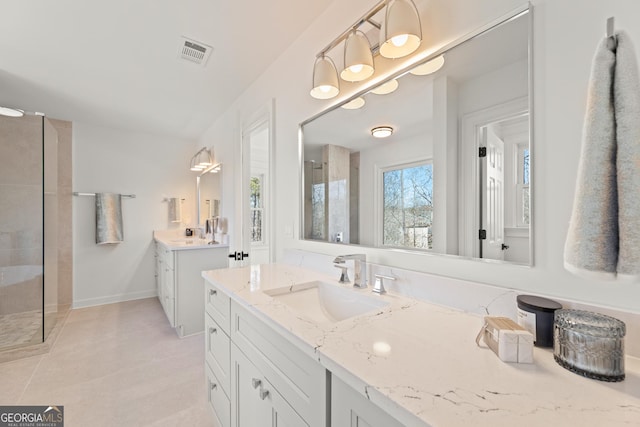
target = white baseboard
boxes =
[72,289,158,309]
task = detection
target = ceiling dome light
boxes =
[341,97,366,110]
[0,106,25,117]
[379,0,422,59]
[310,55,340,99]
[341,30,374,82]
[371,126,394,138]
[370,79,399,95]
[409,55,445,76]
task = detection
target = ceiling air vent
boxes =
[178,36,213,66]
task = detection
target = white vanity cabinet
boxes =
[156,243,228,337]
[204,279,328,427]
[231,343,307,427]
[331,375,404,427]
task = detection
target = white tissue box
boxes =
[482,316,534,364]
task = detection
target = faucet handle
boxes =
[334,264,350,284]
[373,274,395,294]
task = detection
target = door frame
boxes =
[237,100,276,266]
[459,97,528,258]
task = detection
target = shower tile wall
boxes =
[0,116,43,315]
[0,117,72,318]
[51,119,72,307]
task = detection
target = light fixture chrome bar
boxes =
[73,192,136,198]
[316,0,387,57]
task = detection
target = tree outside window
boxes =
[250,175,264,244]
[382,162,433,249]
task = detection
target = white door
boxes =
[230,103,274,267]
[481,125,505,260]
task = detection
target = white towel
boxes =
[95,193,123,245]
[564,31,640,281]
[168,198,181,223]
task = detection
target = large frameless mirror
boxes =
[300,8,532,264]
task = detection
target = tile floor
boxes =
[0,298,215,426]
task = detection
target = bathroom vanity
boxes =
[154,232,228,337]
[202,263,640,427]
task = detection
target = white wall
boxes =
[198,0,640,312]
[72,123,196,307]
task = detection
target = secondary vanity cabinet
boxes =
[204,279,328,427]
[156,242,228,337]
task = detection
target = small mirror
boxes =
[300,9,531,264]
[198,171,221,225]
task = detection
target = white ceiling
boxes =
[0,0,334,139]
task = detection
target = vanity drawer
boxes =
[205,281,230,335]
[231,301,326,425]
[162,248,175,270]
[206,313,231,397]
[206,363,230,427]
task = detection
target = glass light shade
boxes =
[370,79,399,95]
[371,126,394,138]
[0,106,25,117]
[310,56,340,99]
[409,55,445,76]
[341,97,366,110]
[340,31,374,82]
[379,0,422,59]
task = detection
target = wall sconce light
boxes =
[310,0,422,100]
[379,0,422,59]
[190,147,215,172]
[370,78,399,95]
[409,54,445,75]
[371,126,394,138]
[341,97,366,109]
[341,30,374,82]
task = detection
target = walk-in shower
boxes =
[0,111,58,352]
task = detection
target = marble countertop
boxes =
[153,231,229,251]
[202,263,640,427]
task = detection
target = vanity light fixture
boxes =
[310,0,423,99]
[409,55,445,76]
[190,147,214,171]
[310,55,340,99]
[371,126,394,138]
[370,78,399,95]
[0,106,25,117]
[341,30,375,82]
[379,0,422,59]
[341,97,366,110]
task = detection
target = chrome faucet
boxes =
[333,254,367,288]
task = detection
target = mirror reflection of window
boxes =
[250,175,264,244]
[382,162,433,250]
[517,147,530,227]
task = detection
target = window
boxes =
[516,146,530,227]
[382,162,433,249]
[250,175,264,244]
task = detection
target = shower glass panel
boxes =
[0,114,58,352]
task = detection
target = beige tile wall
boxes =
[0,116,72,311]
[50,118,72,307]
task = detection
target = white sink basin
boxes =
[264,280,389,324]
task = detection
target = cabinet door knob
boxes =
[209,289,217,296]
[251,378,261,389]
[259,389,270,400]
[209,327,217,334]
[210,382,217,391]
